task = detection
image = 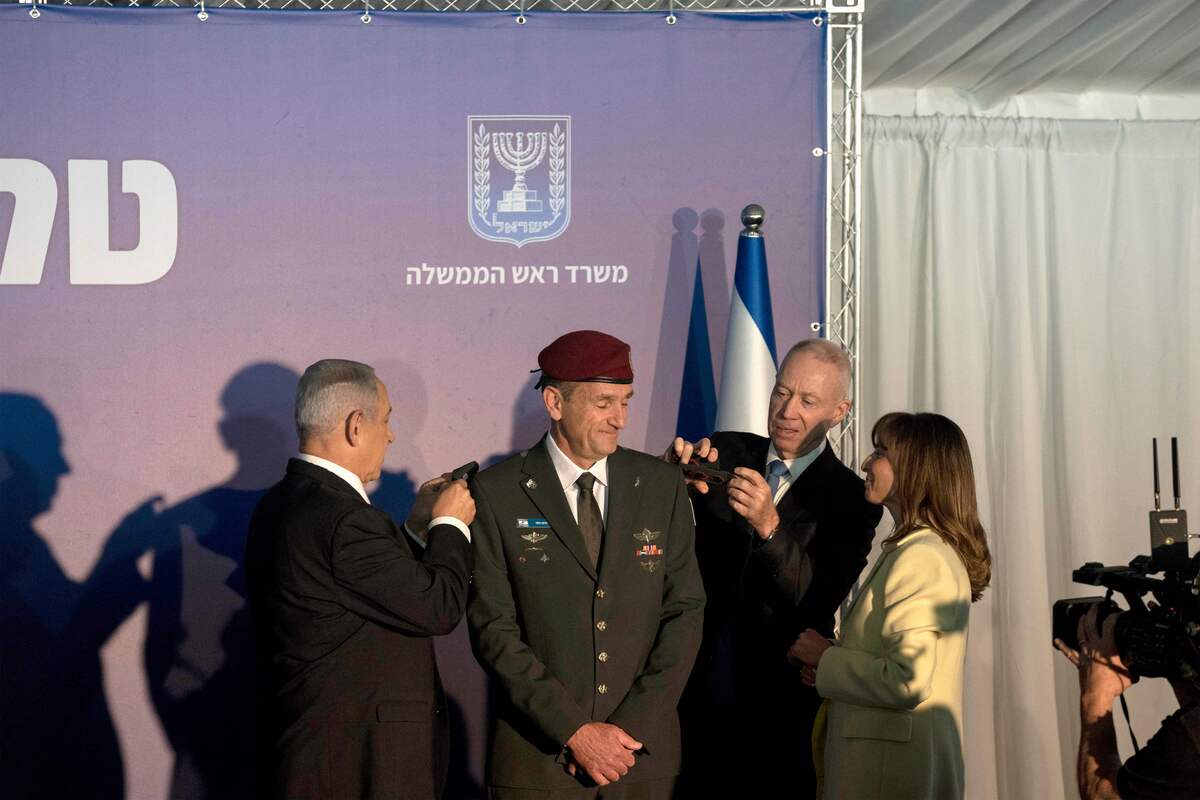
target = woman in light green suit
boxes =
[789,412,991,800]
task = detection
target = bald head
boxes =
[781,339,851,401]
[768,339,853,459]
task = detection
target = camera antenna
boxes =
[1171,436,1181,510]
[1153,438,1161,510]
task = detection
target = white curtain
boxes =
[860,115,1200,799]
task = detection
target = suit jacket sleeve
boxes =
[814,539,961,710]
[751,484,880,637]
[607,475,706,743]
[466,477,592,747]
[792,493,880,635]
[330,506,473,637]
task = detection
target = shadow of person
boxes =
[481,376,548,469]
[0,393,154,800]
[644,208,700,445]
[370,375,544,799]
[142,362,299,799]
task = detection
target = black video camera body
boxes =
[1053,559,1200,680]
[1052,437,1200,683]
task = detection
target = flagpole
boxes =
[713,204,778,436]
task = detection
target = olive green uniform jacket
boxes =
[467,439,705,790]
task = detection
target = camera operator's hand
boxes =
[1054,606,1134,712]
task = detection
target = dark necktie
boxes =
[575,472,604,567]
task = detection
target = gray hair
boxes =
[537,377,578,400]
[295,359,380,440]
[783,339,852,400]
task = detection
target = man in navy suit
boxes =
[671,339,882,798]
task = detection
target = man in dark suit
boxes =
[670,339,882,798]
[468,330,705,799]
[246,359,475,800]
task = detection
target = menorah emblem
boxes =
[468,115,571,247]
[493,132,548,213]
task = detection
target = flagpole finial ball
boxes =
[741,204,765,233]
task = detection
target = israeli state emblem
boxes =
[468,115,571,247]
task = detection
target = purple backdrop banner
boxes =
[0,8,825,798]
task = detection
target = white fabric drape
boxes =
[861,115,1200,800]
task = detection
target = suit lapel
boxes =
[598,448,637,578]
[775,443,837,546]
[520,442,597,580]
[726,436,770,536]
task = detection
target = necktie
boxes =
[767,459,790,499]
[575,472,604,567]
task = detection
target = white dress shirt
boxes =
[545,432,609,524]
[765,439,826,505]
[296,452,470,541]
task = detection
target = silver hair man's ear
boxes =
[295,359,378,440]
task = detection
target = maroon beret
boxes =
[535,330,634,385]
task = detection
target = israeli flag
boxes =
[714,219,777,435]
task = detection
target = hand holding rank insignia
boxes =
[663,435,729,494]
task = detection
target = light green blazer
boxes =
[815,527,971,800]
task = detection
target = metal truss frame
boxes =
[7,0,866,470]
[12,0,860,12]
[823,10,864,467]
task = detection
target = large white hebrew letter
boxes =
[0,159,57,285]
[69,159,178,285]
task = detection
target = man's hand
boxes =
[663,437,719,494]
[1056,607,1133,800]
[789,629,833,687]
[727,467,780,538]
[431,478,476,527]
[1054,607,1135,718]
[565,722,642,786]
[404,473,451,537]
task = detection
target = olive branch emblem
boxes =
[548,123,566,221]
[473,123,490,220]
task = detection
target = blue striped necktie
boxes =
[767,459,790,498]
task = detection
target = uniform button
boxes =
[597,684,608,694]
[596,588,606,599]
[596,620,607,631]
[598,652,609,662]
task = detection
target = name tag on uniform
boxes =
[516,517,551,528]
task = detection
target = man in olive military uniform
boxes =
[467,330,705,799]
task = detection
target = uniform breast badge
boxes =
[633,528,664,572]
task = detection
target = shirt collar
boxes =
[767,438,826,483]
[296,452,371,504]
[544,432,609,493]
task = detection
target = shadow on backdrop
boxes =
[644,208,700,446]
[0,393,155,800]
[369,361,489,799]
[141,362,298,799]
[485,376,549,468]
[645,208,730,450]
